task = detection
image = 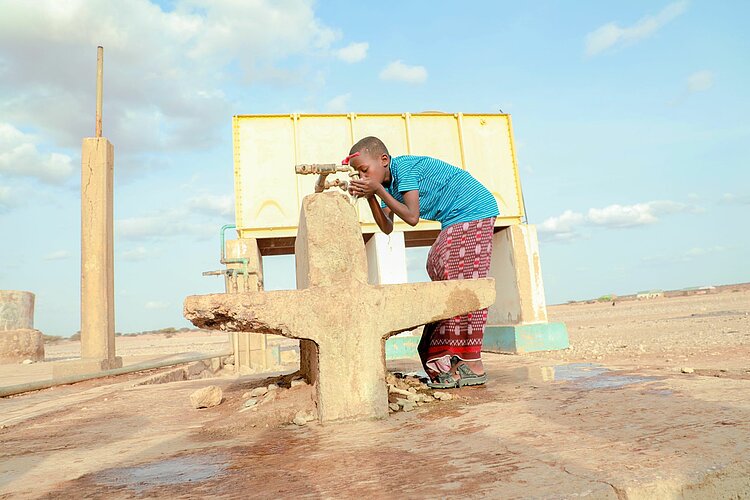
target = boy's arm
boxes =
[367,196,394,234]
[373,186,420,228]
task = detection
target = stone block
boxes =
[0,329,44,364]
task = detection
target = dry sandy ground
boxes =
[541,289,750,375]
[0,289,748,499]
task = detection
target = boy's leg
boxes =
[431,218,496,383]
[420,230,451,379]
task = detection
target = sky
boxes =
[0,0,748,337]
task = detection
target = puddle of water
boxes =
[510,363,659,390]
[93,454,227,492]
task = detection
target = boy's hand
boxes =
[350,178,379,198]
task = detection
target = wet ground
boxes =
[1,352,748,499]
[1,290,749,498]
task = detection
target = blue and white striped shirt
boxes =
[380,155,499,228]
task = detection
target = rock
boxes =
[290,379,307,388]
[389,403,400,412]
[267,383,279,391]
[433,391,453,401]
[293,411,308,426]
[681,367,695,374]
[190,385,223,409]
[388,385,413,398]
[260,391,277,405]
[249,386,268,398]
[408,387,417,393]
[22,359,34,365]
[243,398,258,408]
[396,398,416,412]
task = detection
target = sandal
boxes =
[455,361,487,387]
[427,371,458,389]
[451,356,488,387]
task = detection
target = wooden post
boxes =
[95,46,103,138]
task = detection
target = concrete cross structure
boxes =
[184,192,495,423]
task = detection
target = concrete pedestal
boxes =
[57,137,122,377]
[0,290,35,331]
[484,224,569,353]
[0,329,44,364]
[225,237,273,373]
[483,323,570,354]
[365,232,407,285]
[0,291,45,364]
[225,238,263,293]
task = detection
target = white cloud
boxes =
[720,193,750,205]
[586,200,691,228]
[326,93,351,112]
[585,1,687,56]
[538,200,699,241]
[687,70,714,92]
[43,250,71,261]
[145,301,169,310]
[117,193,233,241]
[537,210,585,241]
[0,0,339,158]
[379,60,428,84]
[188,194,233,217]
[0,123,74,183]
[0,186,17,213]
[122,246,150,261]
[336,42,368,63]
[117,211,215,240]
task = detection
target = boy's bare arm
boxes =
[350,177,420,231]
[375,188,420,227]
[367,196,394,234]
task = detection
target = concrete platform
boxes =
[1,352,747,498]
[483,322,570,353]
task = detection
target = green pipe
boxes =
[219,224,249,277]
[0,350,232,398]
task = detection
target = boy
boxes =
[347,136,498,389]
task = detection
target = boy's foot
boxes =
[426,358,487,389]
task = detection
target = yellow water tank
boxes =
[232,112,525,253]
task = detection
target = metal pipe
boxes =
[95,46,103,137]
[219,224,249,275]
[0,350,232,398]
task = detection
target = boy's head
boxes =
[348,136,391,184]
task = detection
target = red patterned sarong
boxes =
[418,217,496,377]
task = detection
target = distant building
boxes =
[672,285,717,297]
[636,290,664,300]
